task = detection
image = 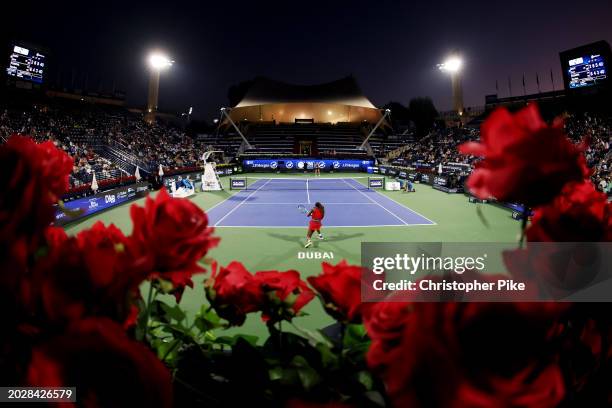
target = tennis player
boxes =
[314,162,321,177]
[305,202,325,248]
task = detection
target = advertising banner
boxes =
[230,178,247,189]
[54,182,150,226]
[243,159,374,172]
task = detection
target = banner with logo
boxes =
[243,159,374,172]
[161,166,241,190]
[53,182,150,226]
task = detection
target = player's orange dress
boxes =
[309,207,324,231]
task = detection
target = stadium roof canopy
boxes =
[235,76,377,109]
[228,76,383,125]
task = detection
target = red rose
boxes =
[44,226,69,249]
[459,104,589,206]
[254,270,314,322]
[369,302,567,407]
[526,181,611,242]
[0,136,73,299]
[27,318,172,408]
[362,300,412,371]
[307,261,363,323]
[34,221,147,324]
[455,363,565,408]
[130,188,219,301]
[0,135,73,245]
[205,261,265,326]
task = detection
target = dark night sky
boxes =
[2,0,612,120]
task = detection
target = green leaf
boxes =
[154,339,180,363]
[364,391,386,407]
[160,323,191,340]
[344,324,367,348]
[291,356,321,390]
[215,334,259,347]
[268,366,283,381]
[160,301,186,322]
[316,343,339,369]
[156,278,175,294]
[194,306,223,332]
[356,370,374,391]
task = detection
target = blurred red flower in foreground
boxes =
[366,302,567,408]
[255,270,315,322]
[206,261,265,326]
[459,104,589,206]
[527,180,612,242]
[308,261,364,323]
[130,188,219,301]
[0,135,73,243]
[363,301,412,371]
[205,262,314,324]
[33,222,148,325]
[0,136,73,328]
[27,318,172,408]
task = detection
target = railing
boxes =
[64,174,137,200]
[104,143,151,173]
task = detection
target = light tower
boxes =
[438,55,464,116]
[145,52,173,124]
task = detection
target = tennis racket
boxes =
[297,204,308,214]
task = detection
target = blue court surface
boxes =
[207,177,436,228]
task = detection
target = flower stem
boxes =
[142,282,156,342]
[278,320,283,351]
[160,339,181,362]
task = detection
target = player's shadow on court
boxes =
[267,232,364,247]
[227,196,257,202]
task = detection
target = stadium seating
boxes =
[1,96,610,199]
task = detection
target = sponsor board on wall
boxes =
[53,182,150,226]
[243,159,373,172]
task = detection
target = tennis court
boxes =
[207,176,436,227]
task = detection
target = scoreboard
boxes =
[567,54,607,89]
[560,41,611,92]
[6,45,46,84]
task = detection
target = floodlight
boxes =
[149,53,173,70]
[438,57,462,73]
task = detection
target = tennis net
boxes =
[229,176,385,191]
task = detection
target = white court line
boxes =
[306,179,311,204]
[368,187,437,225]
[239,202,378,205]
[214,224,436,228]
[341,179,409,225]
[204,190,241,213]
[203,179,265,213]
[213,179,272,226]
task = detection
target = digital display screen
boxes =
[242,159,374,171]
[567,54,607,88]
[6,45,46,84]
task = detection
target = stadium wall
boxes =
[229,102,382,124]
